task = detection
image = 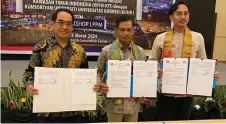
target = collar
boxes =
[118,40,132,50]
[49,36,73,47]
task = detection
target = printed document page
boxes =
[107,60,131,98]
[133,60,158,97]
[161,58,189,94]
[187,58,216,96]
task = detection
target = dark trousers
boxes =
[156,94,193,121]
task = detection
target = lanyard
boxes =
[119,47,133,60]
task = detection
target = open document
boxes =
[161,58,189,94]
[133,61,158,97]
[33,67,96,113]
[107,60,131,98]
[187,58,216,96]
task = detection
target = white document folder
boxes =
[33,67,97,113]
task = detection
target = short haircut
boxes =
[168,1,191,16]
[116,15,135,28]
[51,8,74,23]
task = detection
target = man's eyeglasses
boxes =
[56,21,73,28]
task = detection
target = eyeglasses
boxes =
[56,21,73,28]
[174,11,190,17]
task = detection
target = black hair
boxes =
[116,15,135,28]
[51,8,74,23]
[168,1,191,16]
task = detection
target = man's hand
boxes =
[137,97,146,103]
[158,68,163,78]
[138,97,152,107]
[26,84,39,97]
[214,72,220,81]
[93,83,109,94]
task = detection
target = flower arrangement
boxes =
[1,71,33,112]
[213,85,226,113]
[192,85,226,118]
[203,97,219,112]
[162,50,172,57]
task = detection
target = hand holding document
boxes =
[187,58,216,96]
[107,60,131,98]
[161,58,189,94]
[133,61,158,97]
[33,67,97,113]
[106,60,158,98]
[161,58,216,96]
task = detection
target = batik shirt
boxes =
[22,36,88,117]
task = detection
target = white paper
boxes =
[133,61,158,97]
[187,58,216,96]
[161,58,189,94]
[33,67,96,113]
[70,69,97,111]
[107,60,131,98]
